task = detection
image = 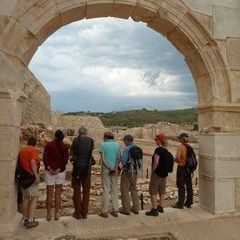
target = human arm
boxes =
[31,159,39,184]
[175,144,182,163]
[152,154,160,173]
[99,152,113,170]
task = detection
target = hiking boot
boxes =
[23,219,28,227]
[130,209,139,215]
[72,212,82,220]
[54,212,60,221]
[46,212,52,221]
[99,212,108,218]
[172,203,184,209]
[25,221,39,229]
[111,212,118,217]
[184,202,192,209]
[157,206,164,213]
[119,208,130,215]
[145,208,158,217]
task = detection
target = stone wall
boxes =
[52,112,107,146]
[21,70,51,125]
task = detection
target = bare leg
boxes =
[46,185,54,217]
[150,194,158,209]
[55,184,62,215]
[28,197,38,220]
[158,194,163,207]
[22,197,30,220]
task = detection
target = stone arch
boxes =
[1,0,240,236]
[1,0,231,109]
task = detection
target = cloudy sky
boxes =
[29,17,197,113]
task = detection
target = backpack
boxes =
[184,144,198,174]
[154,147,174,177]
[125,145,143,174]
[15,155,36,189]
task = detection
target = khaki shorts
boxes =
[22,184,39,198]
[149,173,166,195]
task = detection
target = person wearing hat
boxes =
[146,133,174,216]
[172,133,193,209]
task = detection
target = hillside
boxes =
[64,108,198,128]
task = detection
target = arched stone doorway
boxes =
[0,0,240,236]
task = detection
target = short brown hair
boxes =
[27,136,37,146]
[104,132,114,140]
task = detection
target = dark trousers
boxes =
[72,174,91,218]
[176,166,193,207]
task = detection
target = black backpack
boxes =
[125,145,143,173]
[184,144,198,174]
[15,155,36,189]
[155,147,174,177]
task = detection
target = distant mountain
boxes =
[64,108,198,128]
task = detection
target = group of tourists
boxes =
[16,126,197,229]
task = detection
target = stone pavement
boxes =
[11,206,240,240]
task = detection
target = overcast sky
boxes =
[29,17,197,113]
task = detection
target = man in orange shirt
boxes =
[172,133,193,209]
[18,137,40,229]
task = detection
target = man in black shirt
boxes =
[71,126,94,219]
[146,133,174,216]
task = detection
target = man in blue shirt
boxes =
[99,132,121,218]
[120,134,140,215]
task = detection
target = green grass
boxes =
[64,108,198,128]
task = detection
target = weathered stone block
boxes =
[227,38,240,70]
[0,52,25,90]
[86,1,114,19]
[235,179,240,210]
[213,0,240,10]
[0,0,17,16]
[182,0,212,16]
[215,179,235,214]
[228,70,240,103]
[0,161,16,185]
[13,0,62,44]
[0,184,18,221]
[0,126,20,161]
[0,19,38,65]
[213,6,240,39]
[56,0,86,25]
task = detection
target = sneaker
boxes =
[25,221,39,229]
[172,203,184,209]
[99,212,108,218]
[157,206,164,213]
[111,212,118,217]
[46,212,52,221]
[54,212,60,221]
[145,208,158,217]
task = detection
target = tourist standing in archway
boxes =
[99,132,121,218]
[18,137,40,229]
[71,126,95,220]
[120,134,143,215]
[146,133,174,216]
[172,133,193,209]
[43,130,69,221]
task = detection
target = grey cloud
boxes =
[30,18,197,112]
